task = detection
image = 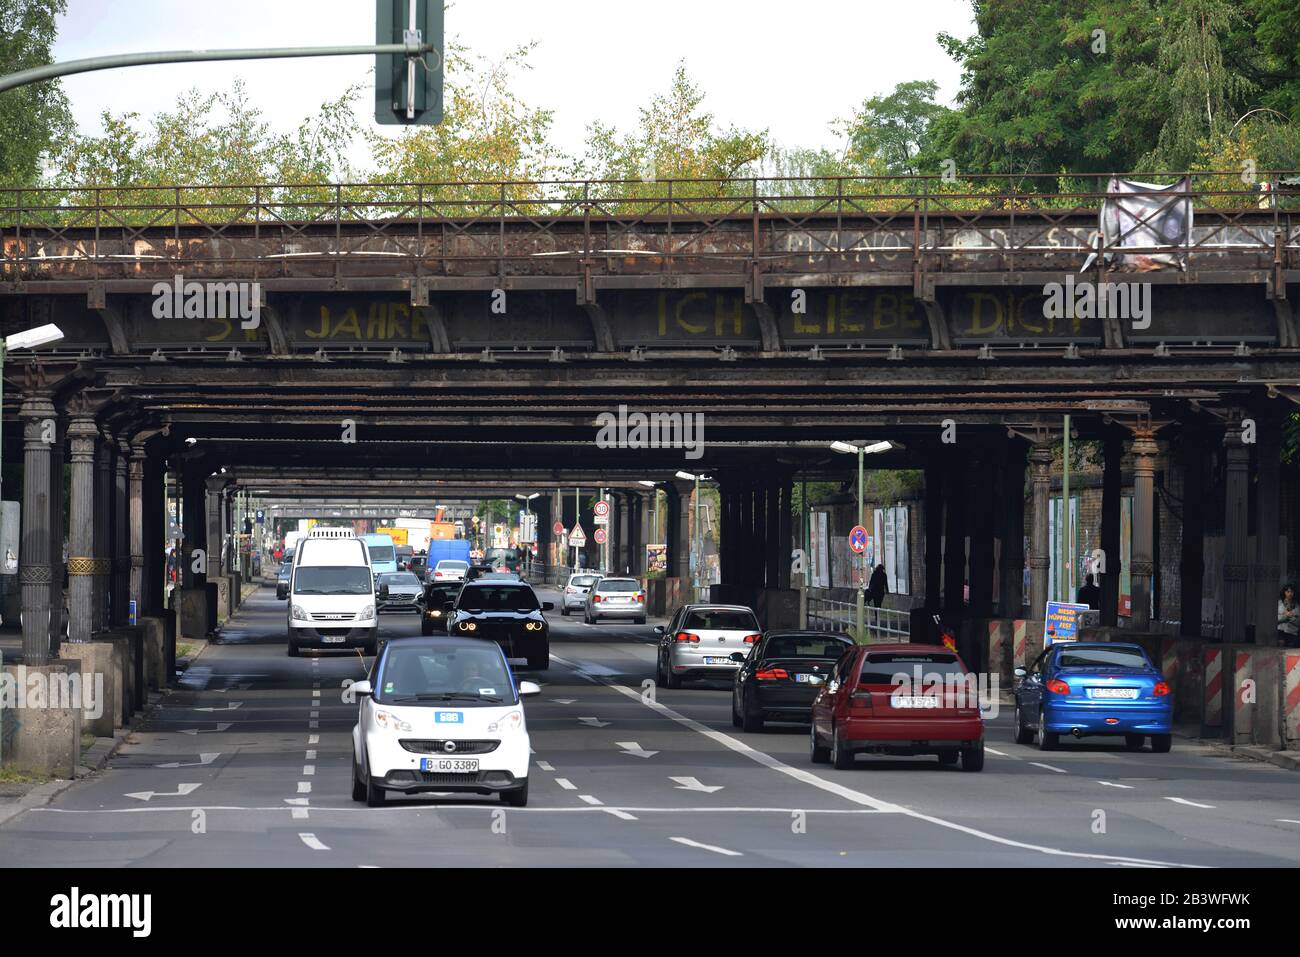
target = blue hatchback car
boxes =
[1013,642,1172,752]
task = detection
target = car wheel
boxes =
[1150,733,1172,753]
[810,723,831,764]
[500,778,529,807]
[831,725,854,770]
[1037,708,1058,750]
[287,639,300,658]
[664,665,681,690]
[635,616,646,625]
[961,740,985,772]
[731,695,743,728]
[527,647,550,671]
[937,749,959,765]
[351,753,366,802]
[1013,700,1034,744]
[561,607,569,617]
[365,757,385,807]
[1125,734,1145,751]
[420,620,433,636]
[741,700,764,733]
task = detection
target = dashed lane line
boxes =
[299,833,329,851]
[670,837,742,857]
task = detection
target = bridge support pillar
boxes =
[625,491,642,576]
[180,462,210,640]
[18,388,56,664]
[1129,428,1159,631]
[142,450,166,619]
[942,448,967,613]
[764,479,782,589]
[1178,422,1206,636]
[616,491,631,574]
[1028,443,1053,619]
[1253,408,1283,645]
[776,476,792,589]
[997,439,1026,617]
[924,453,943,612]
[93,431,113,633]
[129,443,144,621]
[47,414,65,657]
[113,436,130,625]
[1101,431,1123,627]
[67,412,98,646]
[968,447,996,618]
[665,480,692,587]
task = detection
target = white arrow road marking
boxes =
[1098,781,1135,789]
[299,833,329,851]
[1029,762,1068,774]
[670,776,724,793]
[670,837,742,857]
[616,741,659,759]
[125,783,202,802]
[552,699,577,705]
[578,717,610,728]
[179,724,231,735]
[1276,819,1300,825]
[194,702,242,712]
[1165,797,1216,809]
[155,752,220,769]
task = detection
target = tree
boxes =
[842,80,951,175]
[0,0,73,187]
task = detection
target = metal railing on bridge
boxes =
[806,594,911,643]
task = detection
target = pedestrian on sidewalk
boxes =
[867,563,888,608]
[1278,584,1300,647]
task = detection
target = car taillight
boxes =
[635,592,645,602]
[675,632,700,643]
[743,633,760,644]
[592,594,602,602]
[755,668,788,681]
[1153,681,1171,697]
[1046,678,1071,695]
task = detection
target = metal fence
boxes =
[806,595,911,642]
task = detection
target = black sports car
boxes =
[420,581,464,634]
[448,580,552,670]
[731,630,855,732]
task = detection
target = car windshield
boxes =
[368,545,396,563]
[425,584,461,604]
[294,566,372,595]
[764,635,851,659]
[376,645,515,706]
[571,575,598,587]
[860,653,966,684]
[1057,647,1149,670]
[597,580,639,592]
[684,609,758,631]
[458,584,539,611]
[379,573,421,589]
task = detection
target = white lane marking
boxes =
[1277,819,1300,824]
[584,670,1203,869]
[616,741,659,759]
[1110,861,1167,868]
[303,766,315,776]
[578,794,604,806]
[194,702,243,712]
[179,724,231,735]
[312,689,321,697]
[1165,797,1216,809]
[1098,781,1135,789]
[155,752,219,769]
[1029,762,1068,774]
[35,805,895,815]
[604,809,638,820]
[124,783,202,802]
[308,735,319,745]
[670,836,742,857]
[291,808,309,819]
[535,761,554,772]
[671,776,724,794]
[551,698,577,705]
[297,782,312,794]
[306,750,317,761]
[310,710,320,718]
[309,720,319,729]
[578,717,611,728]
[299,833,329,851]
[984,747,1010,757]
[555,778,577,790]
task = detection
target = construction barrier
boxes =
[1285,653,1300,750]
[1203,646,1224,731]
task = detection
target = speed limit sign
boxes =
[594,500,610,518]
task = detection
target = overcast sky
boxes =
[52,0,976,166]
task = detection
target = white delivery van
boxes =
[279,528,379,657]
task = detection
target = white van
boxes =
[279,529,379,656]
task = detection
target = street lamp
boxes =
[514,493,540,576]
[0,323,64,502]
[830,440,894,642]
[676,470,711,599]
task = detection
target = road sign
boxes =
[849,525,868,554]
[594,528,608,544]
[553,521,565,535]
[1044,601,1090,647]
[594,500,610,518]
[594,513,609,525]
[569,524,587,547]
[375,0,444,126]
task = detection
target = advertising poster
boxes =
[1045,600,1091,646]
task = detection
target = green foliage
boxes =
[843,80,951,175]
[0,0,72,187]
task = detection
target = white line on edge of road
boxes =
[299,833,330,851]
[1098,781,1135,789]
[570,663,1203,869]
[1029,762,1069,774]
[670,837,742,857]
[1165,797,1216,809]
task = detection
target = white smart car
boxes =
[351,637,539,807]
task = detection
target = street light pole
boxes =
[830,439,894,643]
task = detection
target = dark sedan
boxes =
[375,572,425,614]
[732,631,855,732]
[448,580,553,671]
[420,581,463,635]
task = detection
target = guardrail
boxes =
[807,594,911,642]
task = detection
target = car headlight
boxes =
[374,710,412,733]
[459,620,477,632]
[429,609,442,617]
[488,710,523,733]
[291,604,308,621]
[359,605,375,620]
[525,620,543,632]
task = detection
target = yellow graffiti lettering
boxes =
[306,306,330,339]
[367,303,388,339]
[1019,293,1043,334]
[966,293,1004,336]
[334,308,361,339]
[839,292,864,333]
[388,303,409,339]
[715,296,743,337]
[899,292,923,330]
[871,293,899,331]
[675,292,708,334]
[204,317,232,342]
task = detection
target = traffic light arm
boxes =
[0,42,438,95]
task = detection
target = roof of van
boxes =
[296,536,369,566]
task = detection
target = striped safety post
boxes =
[1013,619,1029,672]
[987,621,1008,683]
[1233,650,1254,743]
[1285,653,1300,749]
[1202,646,1224,734]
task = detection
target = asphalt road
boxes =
[2,584,1298,867]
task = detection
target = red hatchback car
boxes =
[809,643,985,772]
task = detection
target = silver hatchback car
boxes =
[561,572,600,615]
[655,604,761,688]
[583,577,646,624]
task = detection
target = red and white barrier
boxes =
[1285,653,1300,748]
[1203,646,1223,729]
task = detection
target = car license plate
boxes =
[420,758,479,773]
[704,656,734,665]
[795,673,814,683]
[321,636,345,644]
[434,711,463,723]
[891,696,939,709]
[1090,687,1139,699]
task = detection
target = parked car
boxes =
[1012,641,1172,752]
[350,637,539,807]
[809,643,984,771]
[420,581,463,635]
[583,577,646,624]
[375,572,425,614]
[561,572,600,615]
[731,631,854,732]
[654,604,761,688]
[432,559,470,582]
[448,579,553,671]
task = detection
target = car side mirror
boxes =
[729,652,746,663]
[276,582,288,600]
[1014,667,1027,679]
[518,680,541,697]
[653,625,665,635]
[542,601,554,611]
[352,680,373,697]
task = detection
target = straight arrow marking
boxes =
[155,752,220,769]
[125,783,202,802]
[578,717,610,728]
[195,702,243,712]
[179,724,231,735]
[616,741,659,759]
[670,775,724,793]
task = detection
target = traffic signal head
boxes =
[375,0,443,126]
